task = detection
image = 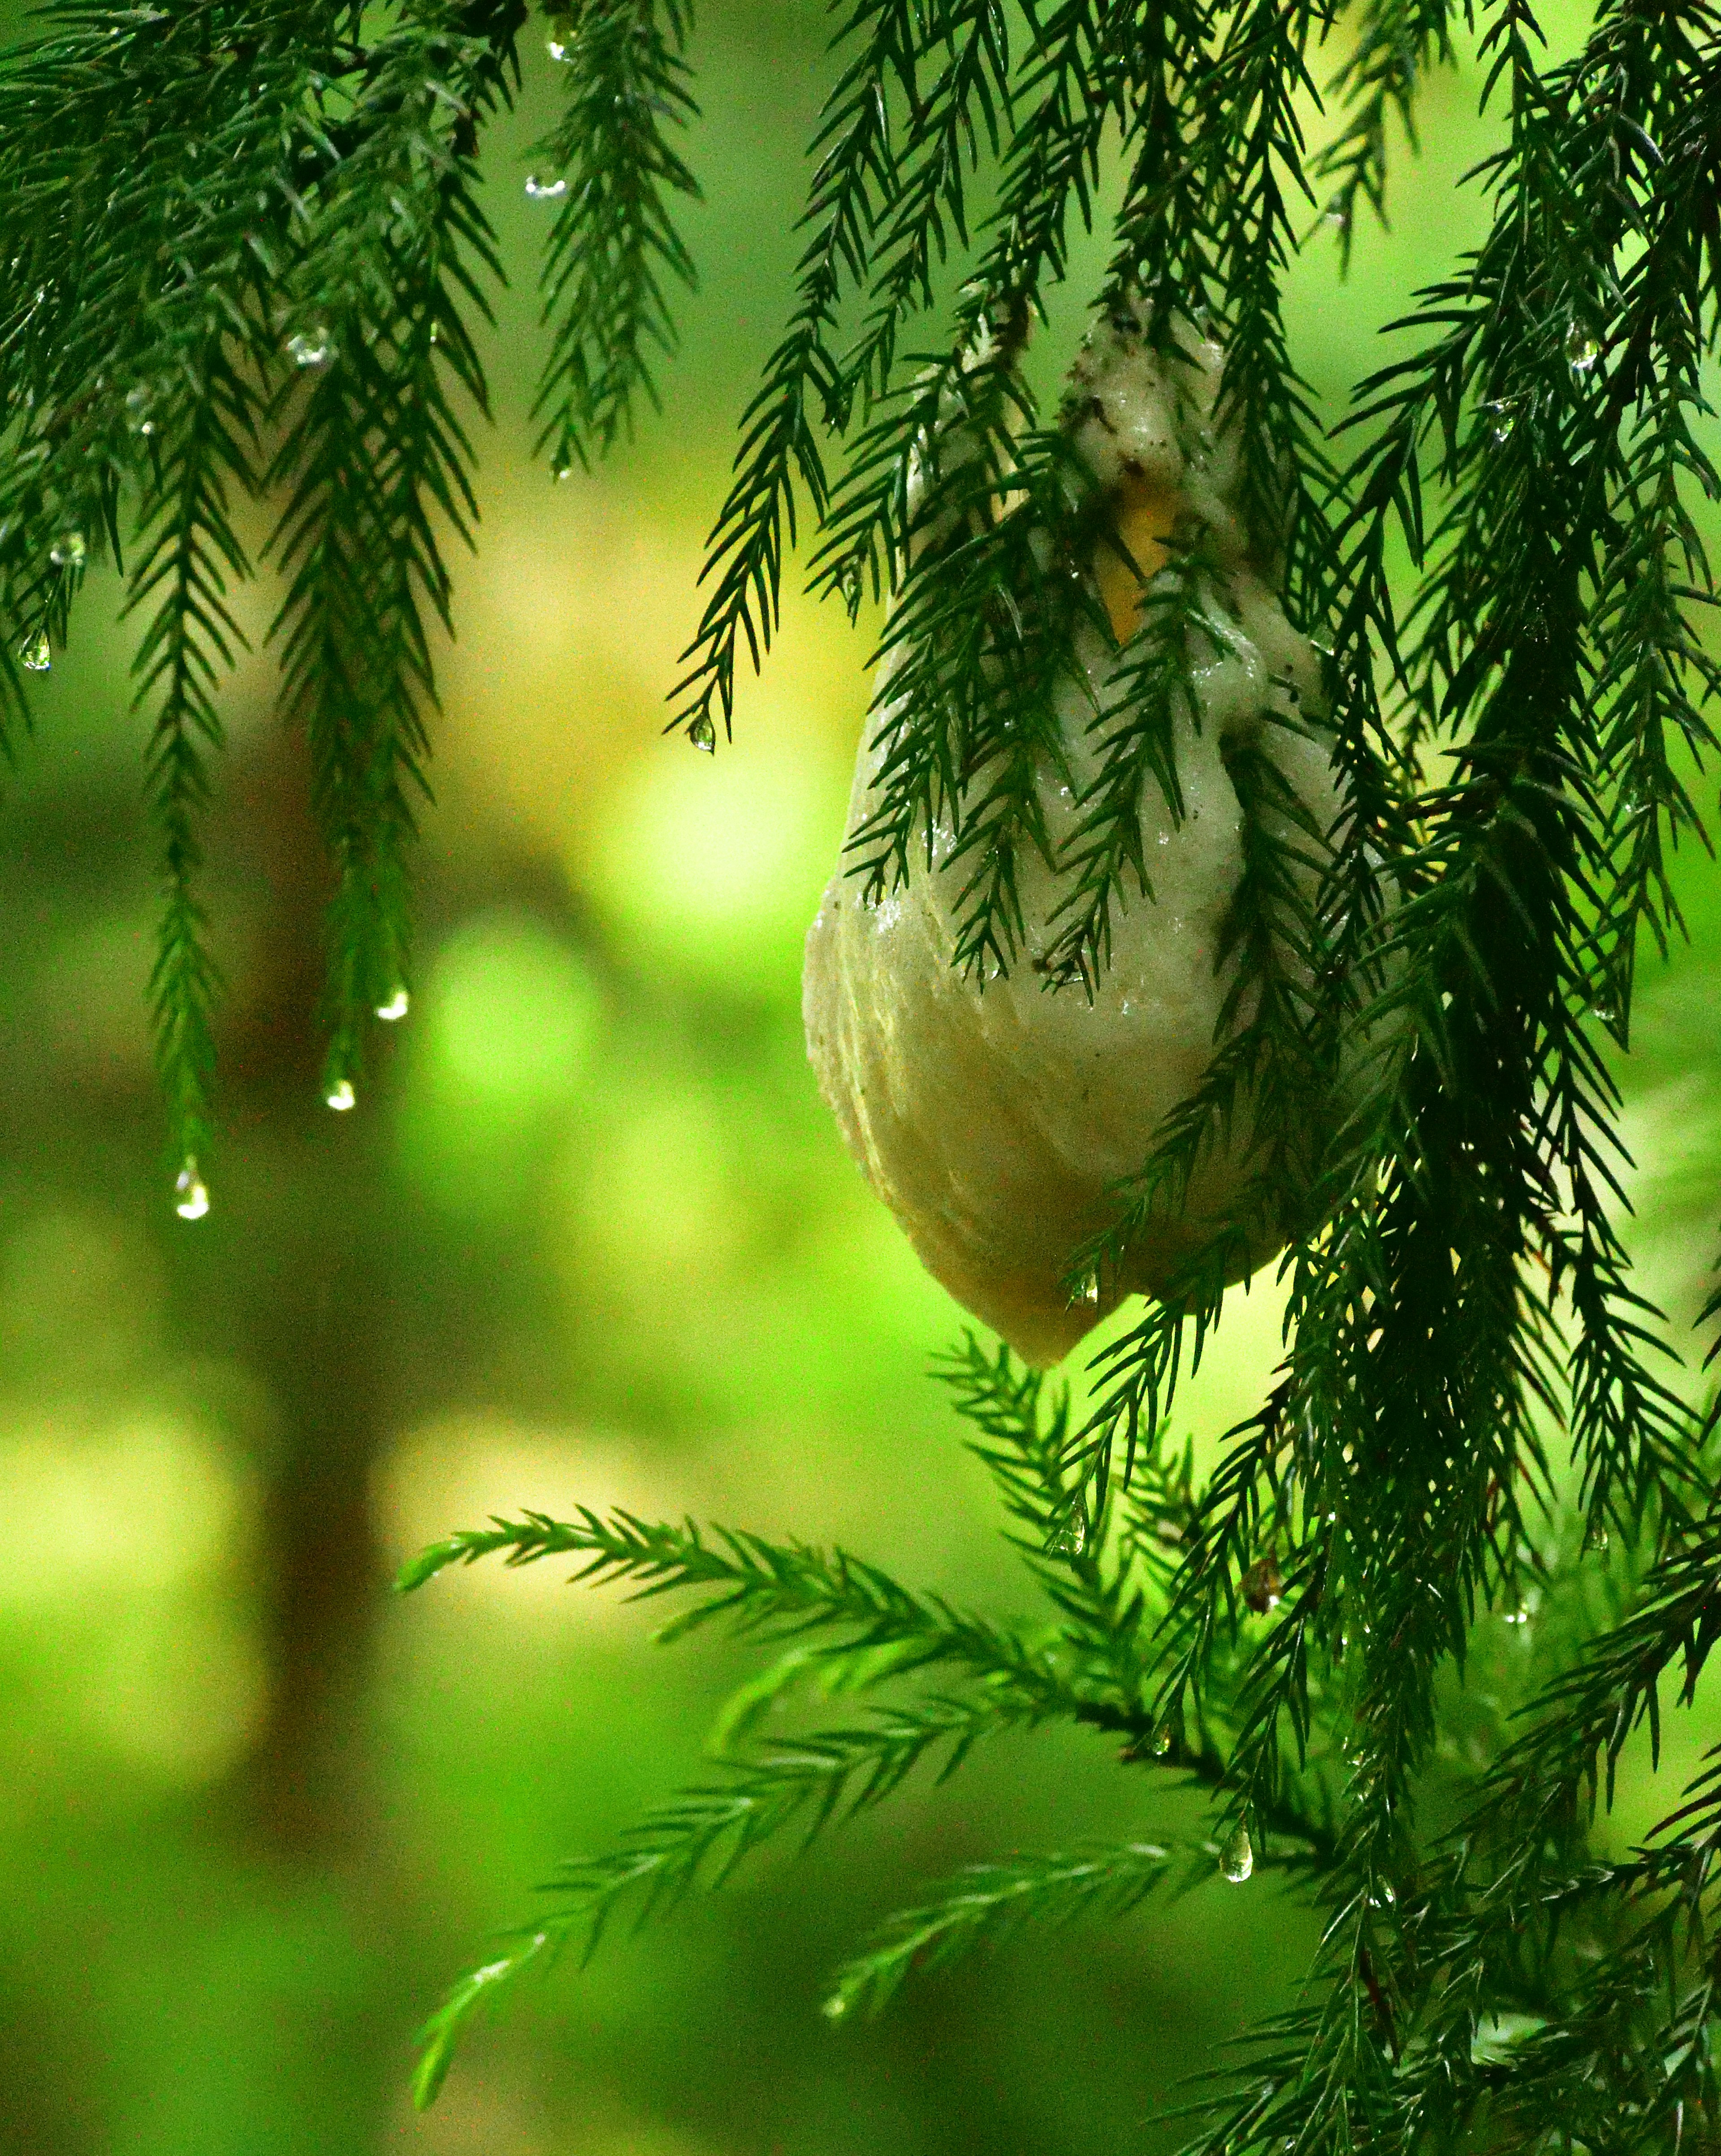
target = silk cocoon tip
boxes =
[803,312,1341,1365]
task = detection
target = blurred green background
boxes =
[1,4,1717,2151]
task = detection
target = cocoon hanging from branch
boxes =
[803,309,1342,1366]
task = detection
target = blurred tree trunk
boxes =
[214,720,391,1860]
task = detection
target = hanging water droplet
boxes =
[326,1078,356,1112]
[821,1993,849,2022]
[19,628,49,673]
[125,384,156,436]
[375,986,410,1023]
[1151,1726,1174,1758]
[1241,1554,1283,1613]
[1565,321,1600,377]
[49,530,85,570]
[1483,399,1517,443]
[1321,196,1349,234]
[1046,1507,1087,1559]
[287,329,333,370]
[689,714,716,753]
[524,175,568,201]
[553,461,574,484]
[174,1156,210,1220]
[1219,1827,1254,1884]
[547,32,574,60]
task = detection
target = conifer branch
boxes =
[130,368,256,1179]
[534,0,701,473]
[666,0,924,741]
[1311,0,1457,259]
[822,1839,1184,2019]
[412,1692,1039,2107]
[266,6,515,1097]
[401,1500,1093,1713]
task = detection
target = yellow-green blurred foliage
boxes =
[0,4,1717,2152]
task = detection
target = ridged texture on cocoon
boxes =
[804,315,1340,1365]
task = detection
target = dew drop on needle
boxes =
[287,329,333,370]
[375,987,410,1023]
[1046,1508,1087,1559]
[50,530,85,569]
[689,715,716,753]
[1219,1827,1254,1884]
[19,629,49,673]
[174,1157,209,1220]
[326,1078,356,1112]
[1565,322,1600,376]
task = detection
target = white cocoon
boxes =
[804,315,1341,1364]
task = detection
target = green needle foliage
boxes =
[5,0,1721,2145]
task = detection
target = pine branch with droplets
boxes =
[266,5,516,1108]
[130,356,258,1192]
[400,1339,1344,2101]
[2,0,1721,2145]
[532,0,701,475]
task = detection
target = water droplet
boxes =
[525,175,568,201]
[1565,321,1600,376]
[174,1157,209,1220]
[1483,399,1517,443]
[287,329,333,370]
[1151,1726,1173,1757]
[689,714,716,753]
[375,986,409,1022]
[125,385,156,436]
[1067,1267,1100,1307]
[326,1078,356,1112]
[1241,1554,1283,1613]
[18,629,49,673]
[553,461,573,484]
[822,1993,849,2022]
[49,530,85,570]
[1322,197,1349,233]
[1046,1508,1087,1559]
[546,33,573,61]
[1219,1827,1254,1884]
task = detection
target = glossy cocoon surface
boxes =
[805,320,1340,1363]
